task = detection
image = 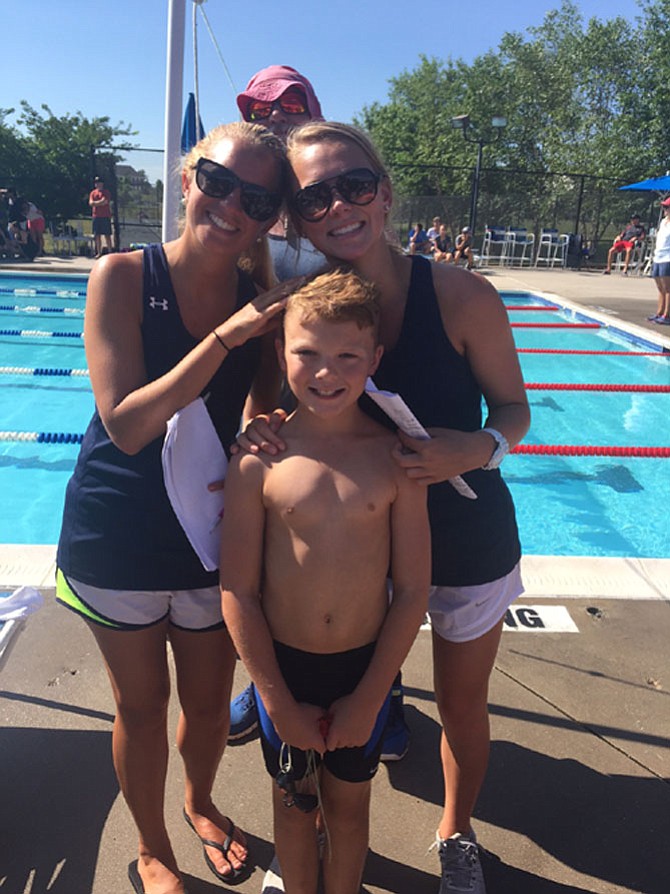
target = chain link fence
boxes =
[55,153,659,267]
[389,165,659,266]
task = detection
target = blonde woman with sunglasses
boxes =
[56,121,290,894]
[239,121,530,894]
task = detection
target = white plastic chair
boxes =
[504,228,535,266]
[639,235,655,277]
[480,226,507,265]
[534,229,568,268]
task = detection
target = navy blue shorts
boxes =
[652,261,670,278]
[256,640,391,784]
[92,217,112,236]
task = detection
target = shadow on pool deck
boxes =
[1,593,668,894]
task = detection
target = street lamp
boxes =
[451,114,507,239]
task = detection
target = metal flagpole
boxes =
[162,0,186,242]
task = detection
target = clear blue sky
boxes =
[6,0,637,184]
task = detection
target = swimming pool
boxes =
[0,272,669,560]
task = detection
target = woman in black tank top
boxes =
[235,122,529,892]
[56,122,292,893]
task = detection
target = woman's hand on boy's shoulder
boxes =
[230,408,288,457]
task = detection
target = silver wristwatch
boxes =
[481,427,509,470]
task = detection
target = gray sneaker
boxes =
[437,833,486,893]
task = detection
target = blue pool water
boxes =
[0,273,668,558]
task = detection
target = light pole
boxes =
[451,114,506,239]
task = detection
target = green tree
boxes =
[637,0,670,174]
[356,0,667,246]
[2,102,136,222]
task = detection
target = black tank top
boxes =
[57,244,262,590]
[369,256,520,586]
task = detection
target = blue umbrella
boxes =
[181,92,205,154]
[619,174,670,192]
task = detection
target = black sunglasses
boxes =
[293,168,383,222]
[194,157,282,222]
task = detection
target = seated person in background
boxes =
[432,224,453,264]
[0,226,21,258]
[220,270,430,894]
[453,226,474,269]
[427,216,441,243]
[7,199,39,260]
[408,222,431,255]
[604,213,646,274]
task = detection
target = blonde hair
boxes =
[183,121,288,289]
[285,269,380,339]
[286,121,390,182]
[183,120,287,182]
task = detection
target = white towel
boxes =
[0,586,43,621]
[162,398,228,571]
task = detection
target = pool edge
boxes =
[0,545,667,601]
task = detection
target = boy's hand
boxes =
[274,701,327,755]
[230,409,288,456]
[324,693,376,752]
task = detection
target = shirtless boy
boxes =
[220,270,430,894]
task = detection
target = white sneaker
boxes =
[436,832,486,893]
[262,855,284,894]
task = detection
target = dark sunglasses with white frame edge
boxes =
[194,157,283,222]
[292,167,383,222]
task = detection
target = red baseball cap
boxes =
[237,65,323,121]
[660,197,670,207]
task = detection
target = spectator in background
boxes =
[427,216,441,244]
[649,196,670,325]
[1,189,15,253]
[408,222,431,255]
[89,175,114,258]
[432,224,453,264]
[453,226,475,269]
[604,213,646,275]
[26,201,46,255]
[7,197,39,261]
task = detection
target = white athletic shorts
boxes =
[56,569,223,631]
[428,562,524,643]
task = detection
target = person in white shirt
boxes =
[649,197,670,325]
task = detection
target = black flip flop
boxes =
[128,859,190,894]
[128,861,145,894]
[182,808,253,885]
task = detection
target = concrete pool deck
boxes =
[1,256,669,893]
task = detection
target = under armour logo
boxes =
[149,296,169,311]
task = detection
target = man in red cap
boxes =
[604,213,646,274]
